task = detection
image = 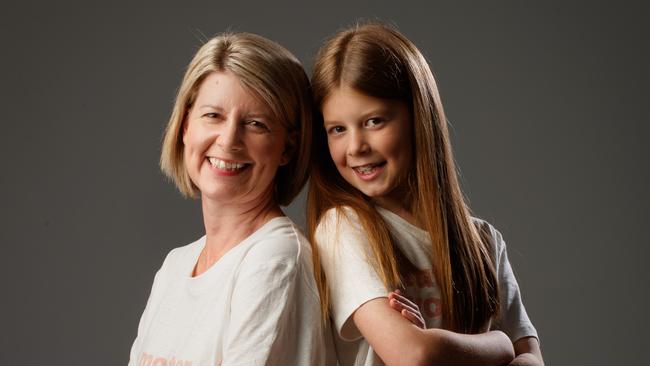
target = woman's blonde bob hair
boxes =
[160,32,313,206]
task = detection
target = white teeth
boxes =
[208,157,246,171]
[354,164,377,174]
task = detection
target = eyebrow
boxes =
[197,105,270,117]
[244,112,273,120]
[360,107,393,119]
[323,108,393,125]
[197,104,276,124]
[197,104,223,110]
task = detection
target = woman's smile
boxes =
[206,157,250,176]
[182,71,290,204]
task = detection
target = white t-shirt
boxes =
[315,207,538,366]
[129,216,335,366]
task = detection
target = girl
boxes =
[307,22,543,366]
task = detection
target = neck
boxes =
[194,189,283,276]
[373,193,418,228]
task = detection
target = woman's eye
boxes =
[245,120,269,131]
[202,112,220,119]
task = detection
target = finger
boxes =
[387,291,399,302]
[389,289,403,298]
[402,308,425,326]
[389,297,406,311]
[390,291,418,309]
[389,298,421,321]
[401,309,425,329]
[402,310,426,329]
[391,298,425,328]
[388,294,420,315]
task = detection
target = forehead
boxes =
[193,71,272,115]
[321,85,403,122]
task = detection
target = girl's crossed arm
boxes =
[356,297,514,366]
[509,337,544,366]
[390,291,544,366]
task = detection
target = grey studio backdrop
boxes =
[1,1,648,365]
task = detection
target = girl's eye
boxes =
[327,126,345,135]
[365,118,383,128]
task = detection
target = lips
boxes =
[352,162,386,175]
[207,157,249,172]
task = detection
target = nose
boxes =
[347,129,370,156]
[217,117,243,152]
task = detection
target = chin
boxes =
[198,185,238,201]
[357,187,387,198]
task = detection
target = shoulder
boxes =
[318,206,360,227]
[160,236,204,270]
[241,216,309,268]
[471,217,507,260]
[314,206,362,243]
[313,206,375,270]
[147,236,204,285]
[233,218,317,296]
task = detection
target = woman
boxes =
[307,22,543,365]
[129,33,333,366]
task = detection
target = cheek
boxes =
[184,124,215,155]
[255,134,283,156]
[382,129,413,172]
[327,138,345,165]
[264,143,286,167]
[244,136,286,172]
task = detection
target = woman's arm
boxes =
[354,298,515,366]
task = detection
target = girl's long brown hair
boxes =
[307,22,499,333]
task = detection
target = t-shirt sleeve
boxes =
[315,208,388,341]
[488,224,539,342]
[221,238,302,366]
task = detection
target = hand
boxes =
[388,289,425,329]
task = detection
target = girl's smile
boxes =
[351,161,386,180]
[322,86,412,208]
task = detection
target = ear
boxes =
[280,131,298,166]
